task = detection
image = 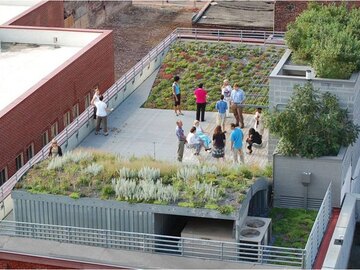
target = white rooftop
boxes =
[0,28,102,113]
[0,0,42,25]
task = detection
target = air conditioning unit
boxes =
[238,216,272,262]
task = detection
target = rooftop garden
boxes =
[286,3,360,79]
[143,41,285,111]
[17,149,272,215]
[270,208,318,248]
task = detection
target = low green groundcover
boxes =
[270,208,318,248]
[17,149,272,215]
[143,41,285,112]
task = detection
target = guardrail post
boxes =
[106,230,109,248]
[217,29,220,42]
[143,234,146,252]
[180,238,184,256]
[67,227,71,242]
[302,249,306,269]
[220,242,224,260]
[31,223,35,238]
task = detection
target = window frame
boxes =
[15,153,24,171]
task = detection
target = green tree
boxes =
[286,3,360,79]
[266,83,360,158]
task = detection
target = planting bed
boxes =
[18,149,271,215]
[143,41,285,111]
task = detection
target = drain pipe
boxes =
[301,172,312,209]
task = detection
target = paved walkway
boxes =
[79,69,268,168]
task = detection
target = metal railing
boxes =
[176,28,285,45]
[0,220,305,267]
[304,182,333,269]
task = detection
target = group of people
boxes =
[174,76,264,163]
[176,120,261,163]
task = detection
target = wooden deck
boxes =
[183,113,269,168]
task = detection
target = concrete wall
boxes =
[273,151,344,208]
[0,29,114,179]
[6,1,64,27]
[269,50,360,208]
[274,0,360,32]
[64,1,131,28]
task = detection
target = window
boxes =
[51,122,58,139]
[15,153,24,170]
[72,103,79,119]
[85,92,91,108]
[26,143,34,161]
[41,130,49,147]
[0,167,7,186]
[63,111,71,127]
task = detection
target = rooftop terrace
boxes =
[79,69,268,167]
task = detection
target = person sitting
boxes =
[246,128,262,154]
[186,127,206,155]
[48,139,63,157]
[193,120,211,151]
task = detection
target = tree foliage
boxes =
[266,83,360,158]
[286,3,360,79]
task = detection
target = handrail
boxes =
[304,182,332,269]
[0,220,305,268]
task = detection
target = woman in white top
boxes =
[221,79,232,117]
[254,108,264,135]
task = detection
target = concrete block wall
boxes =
[5,1,64,28]
[0,30,114,179]
[274,0,360,32]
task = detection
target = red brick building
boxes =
[0,1,114,183]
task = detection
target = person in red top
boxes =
[194,83,207,122]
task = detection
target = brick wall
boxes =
[274,0,360,31]
[6,1,64,28]
[0,29,114,178]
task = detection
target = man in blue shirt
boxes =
[216,94,228,131]
[230,83,246,128]
[230,123,245,164]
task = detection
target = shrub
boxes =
[266,83,360,158]
[286,3,360,79]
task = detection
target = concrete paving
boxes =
[79,69,269,167]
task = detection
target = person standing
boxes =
[48,139,63,157]
[91,95,112,136]
[230,123,245,164]
[230,83,246,128]
[221,79,232,117]
[176,120,187,162]
[92,87,100,120]
[216,94,228,131]
[194,83,207,122]
[212,125,226,161]
[173,76,183,116]
[254,107,264,135]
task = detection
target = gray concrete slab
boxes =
[79,69,268,167]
